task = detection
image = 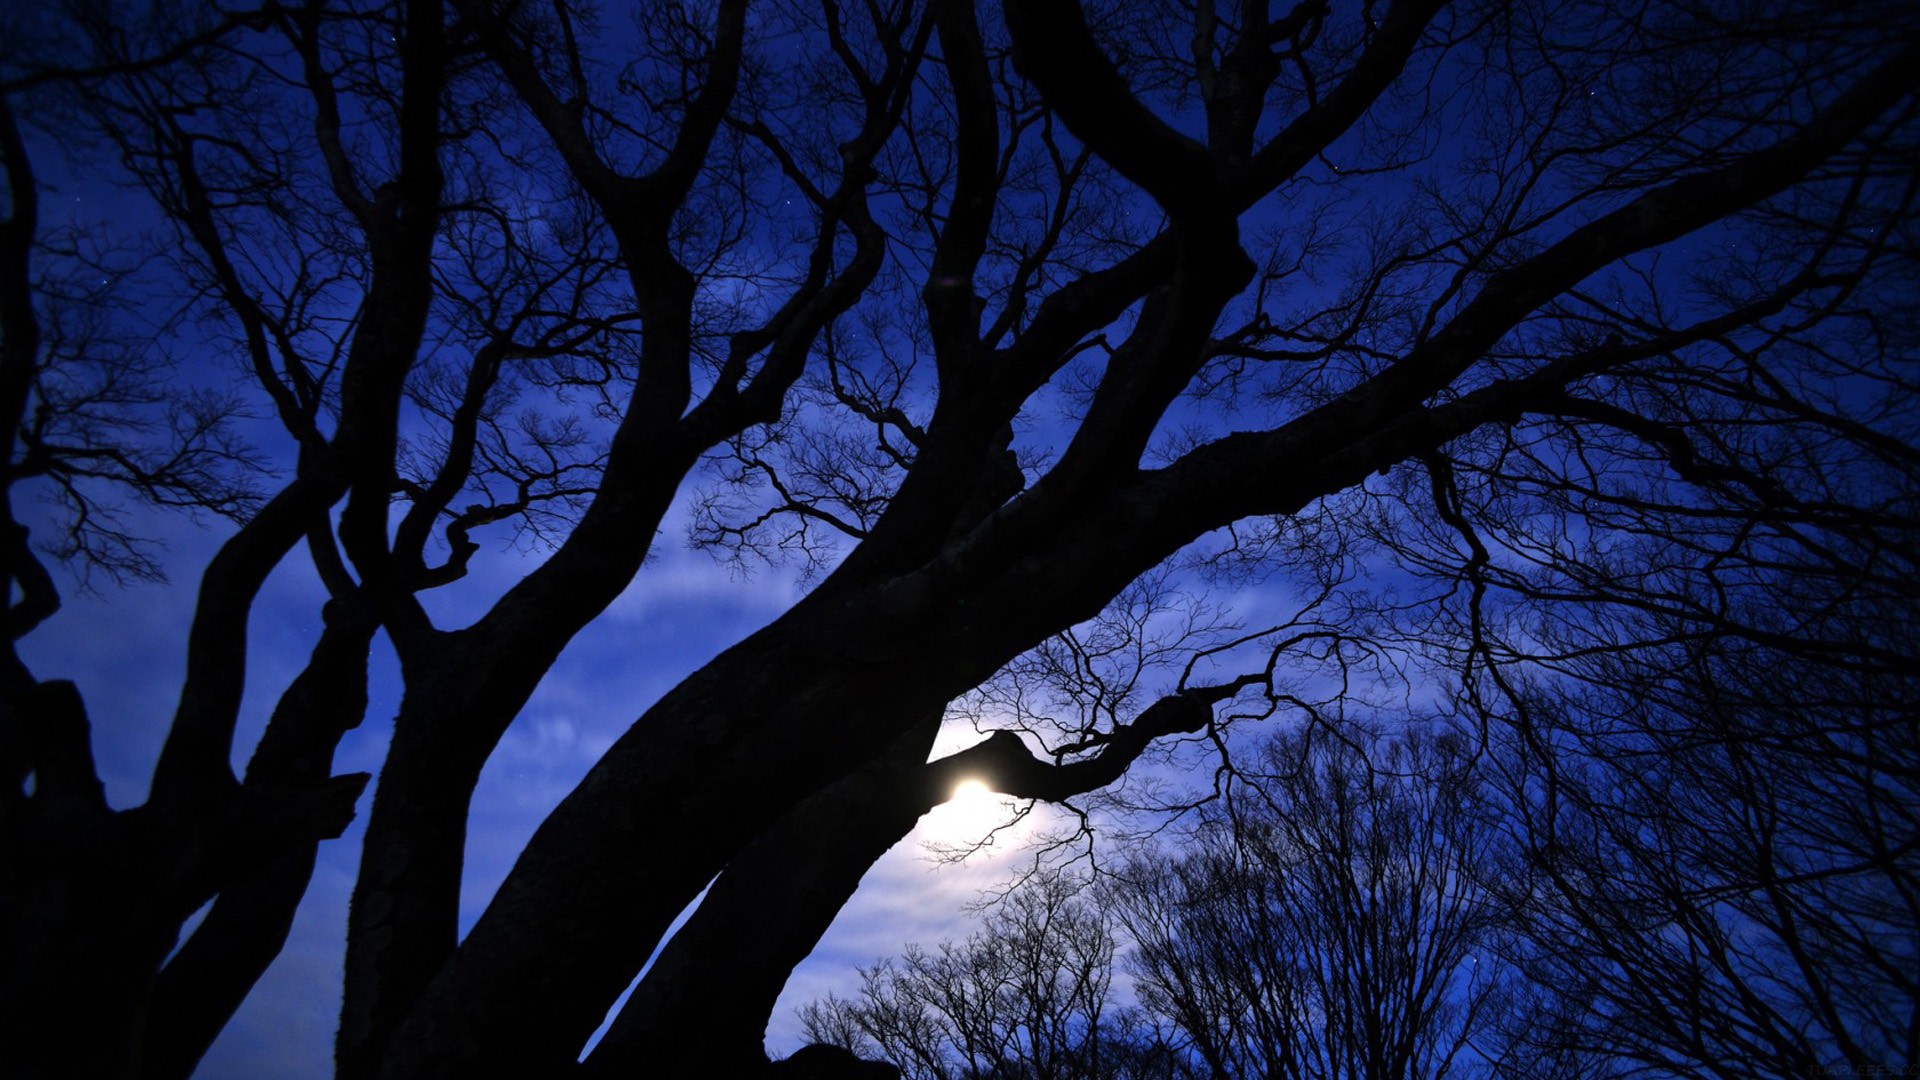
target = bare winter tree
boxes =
[1113,727,1515,1080]
[1,0,1915,1077]
[800,871,1129,1080]
[809,725,1531,1080]
[1467,577,1920,1076]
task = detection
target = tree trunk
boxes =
[369,604,963,1076]
[582,712,944,1079]
[143,606,378,1080]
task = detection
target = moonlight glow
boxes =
[923,777,1014,844]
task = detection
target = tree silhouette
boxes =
[1114,728,1514,1080]
[802,871,1127,1080]
[1,0,1915,1077]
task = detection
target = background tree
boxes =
[1469,573,1920,1076]
[807,725,1522,1080]
[1114,727,1515,1080]
[801,871,1131,1080]
[0,0,1914,1078]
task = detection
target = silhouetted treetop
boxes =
[0,1,1914,1077]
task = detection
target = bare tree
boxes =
[1111,726,1515,1080]
[0,0,1914,1077]
[1471,598,1920,1077]
[803,724,1527,1080]
[801,871,1130,1080]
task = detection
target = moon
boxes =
[924,777,1015,845]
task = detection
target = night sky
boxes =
[7,1,1913,1076]
[10,92,1137,1075]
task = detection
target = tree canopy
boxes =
[1,0,1915,1077]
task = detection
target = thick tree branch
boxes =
[583,687,1227,1078]
[1002,0,1214,216]
[582,713,946,1080]
[922,0,1000,371]
[154,0,451,807]
[989,0,1449,412]
[1241,0,1445,191]
[0,100,57,652]
[142,604,380,1080]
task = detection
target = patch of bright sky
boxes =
[767,770,1062,1054]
